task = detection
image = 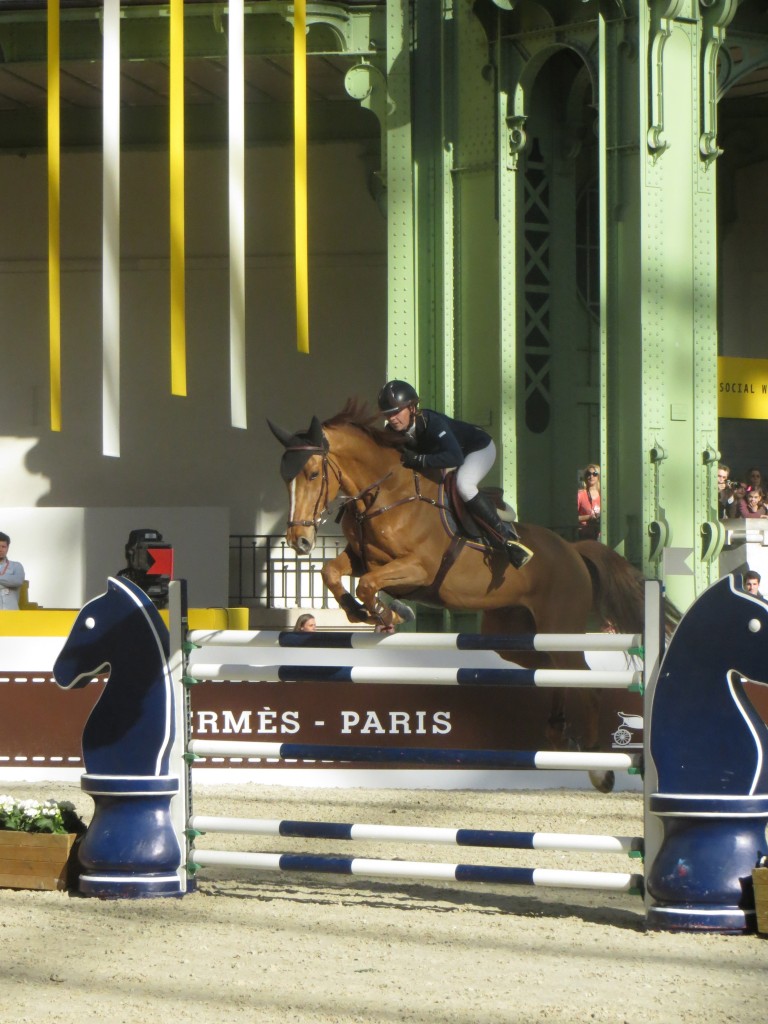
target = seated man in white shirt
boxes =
[0,532,25,610]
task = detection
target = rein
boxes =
[342,470,448,574]
[353,471,442,521]
[287,438,449,574]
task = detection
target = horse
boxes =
[268,400,650,790]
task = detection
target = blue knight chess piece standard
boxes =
[53,576,188,897]
[646,574,768,931]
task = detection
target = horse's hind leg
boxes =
[580,687,615,794]
[482,608,614,793]
[481,606,565,741]
[482,607,575,737]
[545,655,614,793]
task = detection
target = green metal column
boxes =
[385,0,418,383]
[451,2,501,472]
[396,0,499,439]
[410,0,455,412]
[600,0,728,610]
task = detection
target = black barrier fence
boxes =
[229,534,354,608]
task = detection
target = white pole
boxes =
[229,0,247,428]
[102,0,121,457]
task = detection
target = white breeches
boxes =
[456,441,496,501]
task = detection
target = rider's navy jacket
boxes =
[402,409,492,470]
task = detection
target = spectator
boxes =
[577,464,601,539]
[293,613,317,632]
[731,479,747,508]
[717,463,737,520]
[745,467,766,494]
[736,488,768,519]
[0,532,25,610]
[742,570,766,600]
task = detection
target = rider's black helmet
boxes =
[378,380,419,415]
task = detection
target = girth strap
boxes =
[419,533,467,605]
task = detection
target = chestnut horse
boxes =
[269,401,647,791]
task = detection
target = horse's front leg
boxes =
[320,548,369,623]
[355,557,430,629]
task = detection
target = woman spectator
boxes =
[293,613,317,632]
[744,467,766,494]
[577,464,602,539]
[736,488,768,520]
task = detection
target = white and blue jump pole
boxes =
[53,573,768,932]
[186,737,639,772]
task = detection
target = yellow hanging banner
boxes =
[294,0,309,354]
[48,0,61,431]
[718,357,768,420]
[170,0,187,395]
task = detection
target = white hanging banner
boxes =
[229,0,247,428]
[102,0,121,457]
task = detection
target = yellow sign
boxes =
[718,357,768,420]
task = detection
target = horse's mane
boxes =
[323,398,407,449]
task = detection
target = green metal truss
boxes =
[0,1,385,150]
[379,0,749,610]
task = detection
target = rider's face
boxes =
[746,578,760,594]
[386,405,414,432]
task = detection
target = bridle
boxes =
[285,434,448,571]
[285,443,343,530]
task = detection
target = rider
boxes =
[377,380,534,570]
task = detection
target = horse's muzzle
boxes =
[288,532,315,556]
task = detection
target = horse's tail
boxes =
[574,539,681,637]
[573,540,645,634]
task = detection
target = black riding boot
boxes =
[464,493,534,569]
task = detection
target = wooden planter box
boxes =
[0,831,79,891]
[754,867,768,935]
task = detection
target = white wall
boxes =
[0,507,228,608]
[0,141,387,548]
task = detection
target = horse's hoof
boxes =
[389,599,415,623]
[339,595,369,622]
[588,769,616,794]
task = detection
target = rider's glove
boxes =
[401,449,424,470]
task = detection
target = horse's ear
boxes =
[308,416,326,450]
[266,419,296,449]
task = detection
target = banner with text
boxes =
[718,356,768,419]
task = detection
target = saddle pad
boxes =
[437,480,486,550]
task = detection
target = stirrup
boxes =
[505,538,534,569]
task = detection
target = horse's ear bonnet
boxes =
[267,416,329,482]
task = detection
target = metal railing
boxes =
[229,534,355,608]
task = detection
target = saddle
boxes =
[441,471,515,544]
[417,473,516,602]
